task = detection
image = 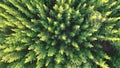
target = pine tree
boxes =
[0,0,120,68]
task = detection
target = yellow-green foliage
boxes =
[0,0,120,68]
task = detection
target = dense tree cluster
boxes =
[0,0,120,68]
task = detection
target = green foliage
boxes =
[0,0,120,68]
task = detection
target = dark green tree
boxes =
[0,0,120,68]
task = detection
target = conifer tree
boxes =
[0,0,120,68]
